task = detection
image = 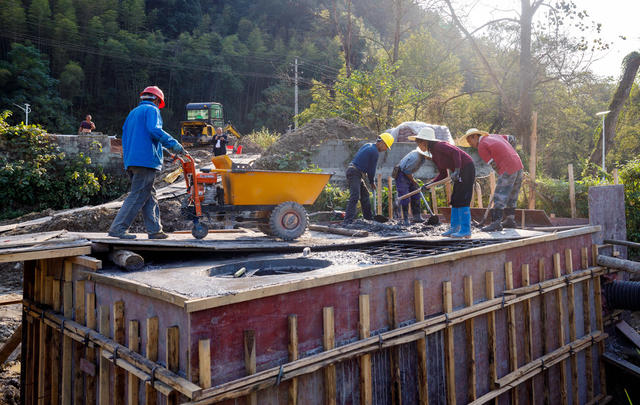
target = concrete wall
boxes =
[309,140,492,184]
[47,134,124,174]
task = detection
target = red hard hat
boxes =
[140,86,165,108]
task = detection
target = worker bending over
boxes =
[108,86,186,239]
[395,128,433,225]
[458,128,523,231]
[343,133,394,224]
[420,128,475,238]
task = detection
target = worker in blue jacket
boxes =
[108,86,186,239]
[343,133,394,224]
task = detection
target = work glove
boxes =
[487,159,498,172]
[171,144,186,155]
[451,168,461,183]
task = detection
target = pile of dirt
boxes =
[253,118,376,169]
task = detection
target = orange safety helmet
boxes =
[140,86,165,108]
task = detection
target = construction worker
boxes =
[395,128,433,225]
[458,128,523,231]
[343,133,394,224]
[78,114,96,134]
[108,86,186,239]
[420,127,475,238]
[213,127,228,156]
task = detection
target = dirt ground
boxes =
[0,262,22,405]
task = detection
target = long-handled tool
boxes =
[397,177,451,226]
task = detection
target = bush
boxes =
[0,111,128,220]
[620,159,640,243]
[242,127,281,152]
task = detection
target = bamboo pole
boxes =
[581,248,594,401]
[522,265,535,402]
[568,164,576,219]
[359,296,372,405]
[464,276,477,401]
[539,259,550,405]
[443,281,456,405]
[505,262,519,405]
[414,282,428,405]
[554,253,569,405]
[566,249,579,405]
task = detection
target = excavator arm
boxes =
[223,123,242,139]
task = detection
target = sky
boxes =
[461,0,640,79]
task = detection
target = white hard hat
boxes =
[408,127,439,142]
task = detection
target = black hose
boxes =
[603,280,640,311]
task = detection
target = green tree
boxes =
[28,0,51,36]
[0,0,26,35]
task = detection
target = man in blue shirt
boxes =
[343,133,394,224]
[108,86,186,239]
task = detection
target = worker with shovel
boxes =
[395,128,434,225]
[343,133,394,224]
[108,86,186,239]
[418,127,475,238]
[457,128,523,231]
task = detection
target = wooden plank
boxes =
[445,181,452,204]
[464,276,477,401]
[388,177,394,219]
[183,226,602,313]
[244,330,257,405]
[475,182,483,208]
[377,173,383,215]
[582,247,594,401]
[0,325,22,365]
[430,187,438,214]
[0,245,91,264]
[128,320,141,405]
[443,281,456,405]
[489,172,496,201]
[145,316,159,405]
[288,315,298,405]
[358,296,372,405]
[198,339,212,390]
[521,264,535,402]
[323,307,336,405]
[554,253,569,405]
[86,292,97,405]
[486,272,498,405]
[73,280,85,405]
[616,320,640,349]
[414,282,428,405]
[386,287,401,405]
[0,293,23,306]
[539,259,550,405]
[68,255,102,270]
[113,301,126,403]
[505,263,519,405]
[613,168,619,185]
[37,269,50,405]
[565,249,579,405]
[593,271,607,397]
[166,326,180,405]
[568,164,576,218]
[98,305,110,405]
[50,278,61,405]
[61,281,73,405]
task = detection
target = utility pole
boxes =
[294,58,299,130]
[13,103,31,125]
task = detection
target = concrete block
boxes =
[589,185,627,258]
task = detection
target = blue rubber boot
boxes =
[451,207,471,238]
[441,207,460,236]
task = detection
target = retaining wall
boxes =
[47,133,124,174]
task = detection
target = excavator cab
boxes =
[180,102,224,146]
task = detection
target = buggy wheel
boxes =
[192,222,209,239]
[269,201,308,241]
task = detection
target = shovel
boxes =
[372,188,389,223]
[397,177,451,226]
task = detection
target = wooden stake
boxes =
[529,111,538,210]
[387,177,394,219]
[198,339,211,390]
[37,273,50,405]
[554,253,569,405]
[613,168,619,185]
[505,262,519,405]
[128,320,141,404]
[489,172,496,201]
[539,259,550,405]
[387,287,401,405]
[244,330,257,405]
[166,326,180,405]
[593,271,607,397]
[486,272,498,405]
[51,279,61,404]
[323,307,336,405]
[98,305,110,405]
[288,315,298,405]
[463,276,477,401]
[565,249,579,405]
[581,247,594,401]
[475,182,483,208]
[414,282,428,405]
[443,281,456,405]
[522,264,535,402]
[73,281,85,405]
[430,188,438,214]
[145,316,159,405]
[86,292,96,405]
[471,183,476,208]
[568,164,576,219]
[359,296,372,405]
[113,301,126,403]
[377,173,383,215]
[61,281,73,405]
[445,181,453,205]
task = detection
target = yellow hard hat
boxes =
[378,132,394,149]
